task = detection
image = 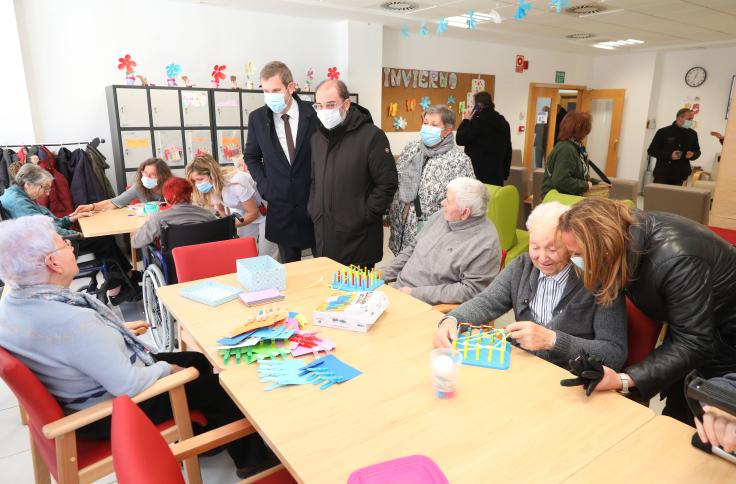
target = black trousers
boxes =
[278,244,316,263]
[653,177,686,186]
[78,351,266,468]
[76,236,132,274]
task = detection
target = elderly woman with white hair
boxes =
[388,104,475,255]
[0,216,275,479]
[383,177,501,305]
[433,201,628,370]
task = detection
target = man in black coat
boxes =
[245,61,318,262]
[308,80,398,268]
[647,108,701,186]
[456,91,512,186]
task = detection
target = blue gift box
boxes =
[236,256,286,291]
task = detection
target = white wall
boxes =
[12,0,348,187]
[651,45,735,172]
[0,0,35,144]
[382,29,593,157]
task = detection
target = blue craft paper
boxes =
[217,332,255,346]
[298,354,362,383]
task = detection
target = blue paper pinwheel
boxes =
[401,25,410,38]
[437,17,448,35]
[516,0,532,20]
[393,116,407,131]
[466,10,477,30]
[447,95,456,105]
[165,63,182,78]
[548,0,569,13]
[419,20,429,36]
[420,96,431,111]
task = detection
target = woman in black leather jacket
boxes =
[557,197,736,424]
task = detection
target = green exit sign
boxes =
[555,71,566,83]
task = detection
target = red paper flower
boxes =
[327,66,340,80]
[117,54,137,74]
[211,64,227,82]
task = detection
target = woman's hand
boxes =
[433,319,458,349]
[69,212,93,222]
[506,321,556,351]
[126,320,149,336]
[695,405,736,453]
[73,204,94,215]
[462,107,474,120]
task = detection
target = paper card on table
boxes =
[298,354,361,389]
[180,281,242,307]
[239,288,284,306]
[257,359,310,390]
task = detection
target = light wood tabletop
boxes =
[564,416,734,483]
[218,309,655,484]
[156,257,433,370]
[78,208,148,266]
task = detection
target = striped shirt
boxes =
[530,264,573,327]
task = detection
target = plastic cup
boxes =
[430,348,461,399]
[143,202,160,215]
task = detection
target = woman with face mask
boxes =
[73,158,173,213]
[186,154,263,241]
[388,104,476,255]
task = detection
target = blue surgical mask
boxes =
[196,181,213,194]
[571,256,585,271]
[264,92,287,114]
[682,120,693,129]
[141,175,158,189]
[420,125,443,147]
[317,108,345,130]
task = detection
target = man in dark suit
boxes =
[245,61,318,262]
[647,108,701,186]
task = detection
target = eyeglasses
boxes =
[38,185,52,193]
[48,239,74,256]
[311,100,345,111]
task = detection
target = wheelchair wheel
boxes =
[142,264,176,352]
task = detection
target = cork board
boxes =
[381,67,495,132]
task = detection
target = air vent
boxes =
[381,1,419,12]
[566,33,595,39]
[565,4,607,15]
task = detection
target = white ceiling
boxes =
[182,0,736,54]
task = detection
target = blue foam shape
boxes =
[298,354,362,383]
[455,334,511,370]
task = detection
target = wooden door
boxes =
[581,89,625,176]
[524,86,561,169]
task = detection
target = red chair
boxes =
[707,225,736,245]
[0,346,212,484]
[112,395,290,484]
[172,236,258,283]
[624,297,664,368]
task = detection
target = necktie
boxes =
[281,113,296,163]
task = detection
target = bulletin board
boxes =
[381,67,495,132]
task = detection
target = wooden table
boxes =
[78,208,148,267]
[564,416,734,483]
[217,310,654,483]
[156,257,432,370]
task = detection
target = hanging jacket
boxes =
[68,148,107,206]
[85,144,116,199]
[18,147,74,218]
[0,149,19,195]
[56,147,73,182]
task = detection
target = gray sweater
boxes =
[448,254,628,370]
[0,290,170,411]
[382,210,501,305]
[131,203,217,248]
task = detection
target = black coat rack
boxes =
[0,138,105,149]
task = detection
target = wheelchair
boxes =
[141,215,239,352]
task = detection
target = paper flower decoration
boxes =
[516,0,532,20]
[387,102,398,117]
[489,10,503,24]
[401,25,410,38]
[466,10,477,30]
[447,95,456,105]
[211,64,227,83]
[244,62,256,80]
[406,98,416,112]
[548,0,569,13]
[327,66,340,80]
[306,67,314,81]
[420,96,431,111]
[165,63,181,78]
[437,17,449,35]
[419,20,429,36]
[117,54,136,74]
[393,116,407,131]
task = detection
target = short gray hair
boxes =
[526,201,571,231]
[447,177,489,217]
[15,163,53,188]
[0,216,57,286]
[315,79,349,101]
[425,104,455,129]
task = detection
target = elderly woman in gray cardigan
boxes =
[433,201,627,371]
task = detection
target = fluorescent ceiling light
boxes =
[593,39,644,50]
[446,11,501,28]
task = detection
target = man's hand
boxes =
[399,286,412,295]
[433,319,458,349]
[695,405,736,453]
[685,150,695,159]
[672,150,682,160]
[126,320,149,336]
[506,321,556,351]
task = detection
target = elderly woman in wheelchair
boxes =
[132,177,241,351]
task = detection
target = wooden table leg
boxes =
[130,243,138,270]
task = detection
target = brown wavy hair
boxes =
[185,154,225,208]
[557,198,635,306]
[557,111,592,142]
[135,158,172,201]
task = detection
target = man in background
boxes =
[648,108,701,186]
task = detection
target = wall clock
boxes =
[685,66,707,87]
